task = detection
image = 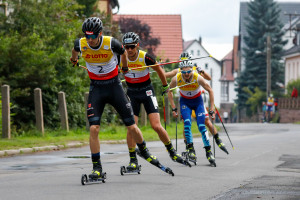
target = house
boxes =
[282,21,300,87]
[238,2,300,73]
[97,0,119,15]
[183,38,222,108]
[113,14,183,61]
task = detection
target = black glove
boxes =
[121,67,129,74]
[209,110,215,117]
[70,57,79,67]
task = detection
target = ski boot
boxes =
[168,147,192,167]
[165,141,191,167]
[204,146,216,167]
[81,162,106,185]
[182,143,197,165]
[120,158,141,175]
[214,134,229,154]
[136,141,174,176]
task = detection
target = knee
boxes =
[127,124,139,133]
[90,125,100,138]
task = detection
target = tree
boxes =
[0,0,87,132]
[236,0,287,112]
[118,17,160,56]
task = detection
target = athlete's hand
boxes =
[121,67,129,74]
[172,108,178,118]
[161,84,170,95]
[196,66,204,74]
[70,57,79,67]
[209,110,215,120]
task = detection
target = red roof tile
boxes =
[113,14,183,61]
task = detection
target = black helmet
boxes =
[122,32,140,44]
[179,52,192,60]
[82,17,103,35]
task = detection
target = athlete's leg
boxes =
[148,113,170,143]
[86,84,107,178]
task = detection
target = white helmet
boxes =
[179,60,193,68]
[179,52,192,60]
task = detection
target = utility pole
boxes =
[266,35,271,98]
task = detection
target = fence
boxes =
[278,97,300,123]
[1,85,180,138]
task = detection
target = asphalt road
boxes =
[0,123,299,200]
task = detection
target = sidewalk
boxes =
[0,139,126,157]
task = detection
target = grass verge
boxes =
[0,120,217,151]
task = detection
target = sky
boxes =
[115,0,300,60]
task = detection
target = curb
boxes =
[0,140,127,158]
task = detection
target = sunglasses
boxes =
[124,44,137,49]
[85,34,98,39]
[181,70,192,74]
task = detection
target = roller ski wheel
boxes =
[136,148,175,176]
[81,172,107,185]
[164,167,174,176]
[120,165,141,175]
[182,151,197,165]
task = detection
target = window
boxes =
[221,81,229,102]
[191,50,194,56]
[197,50,200,56]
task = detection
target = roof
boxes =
[283,45,300,57]
[113,14,183,61]
[220,50,234,81]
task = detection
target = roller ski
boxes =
[205,146,216,167]
[81,169,107,185]
[167,143,192,167]
[120,159,141,175]
[182,143,197,165]
[214,134,229,154]
[135,147,174,176]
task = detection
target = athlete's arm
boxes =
[146,53,168,86]
[165,69,179,79]
[167,76,178,117]
[71,38,80,62]
[197,76,215,118]
[196,66,211,80]
[111,38,128,70]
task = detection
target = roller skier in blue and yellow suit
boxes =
[70,17,173,178]
[167,60,217,166]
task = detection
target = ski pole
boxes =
[162,94,167,130]
[175,117,178,151]
[214,105,234,149]
[129,55,212,71]
[208,108,216,157]
[170,81,197,91]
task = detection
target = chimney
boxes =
[198,36,202,45]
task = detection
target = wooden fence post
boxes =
[1,85,10,139]
[58,91,69,131]
[140,105,147,126]
[34,88,44,135]
[85,92,89,131]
